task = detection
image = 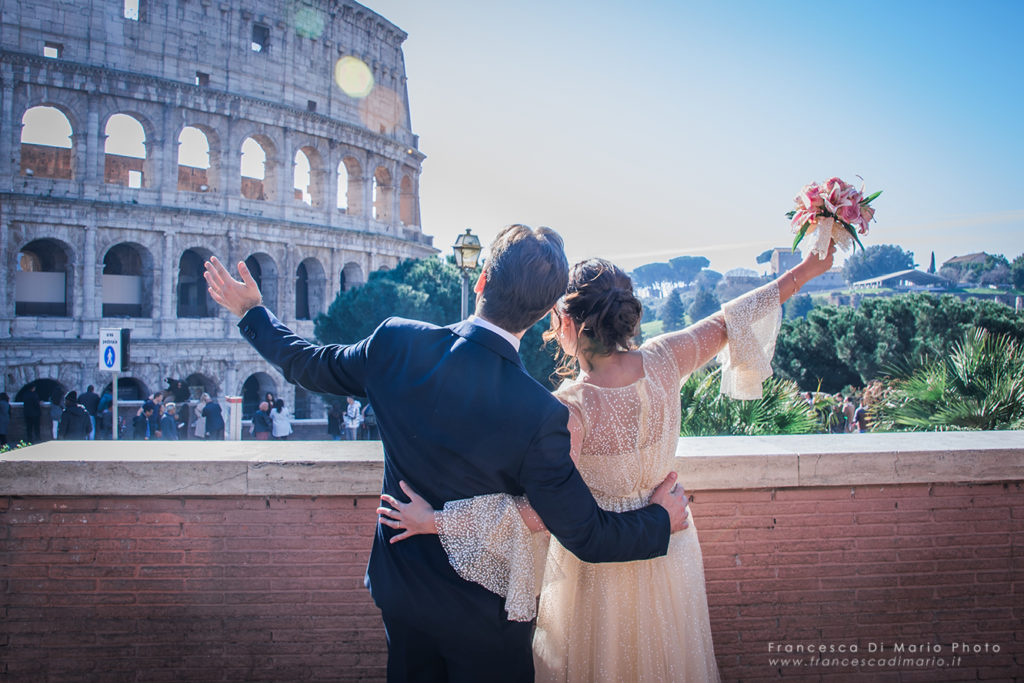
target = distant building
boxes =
[942,252,990,267]
[801,268,846,292]
[769,247,802,275]
[851,269,951,290]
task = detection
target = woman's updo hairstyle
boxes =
[546,259,643,375]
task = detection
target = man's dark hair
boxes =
[477,224,568,333]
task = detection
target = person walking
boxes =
[271,399,293,440]
[0,392,11,446]
[252,401,272,440]
[159,402,181,440]
[343,396,362,441]
[22,385,41,444]
[327,403,342,440]
[80,385,100,440]
[201,395,224,440]
[192,394,208,439]
[133,404,155,440]
[58,391,91,440]
[361,402,379,440]
[49,392,63,440]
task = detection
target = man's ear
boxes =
[473,271,486,294]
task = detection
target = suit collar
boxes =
[448,319,523,368]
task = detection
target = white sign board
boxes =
[99,328,122,372]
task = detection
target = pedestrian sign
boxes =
[99,328,130,372]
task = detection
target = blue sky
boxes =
[362,0,1023,273]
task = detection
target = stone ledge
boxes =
[2,431,1021,497]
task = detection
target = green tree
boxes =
[842,244,915,284]
[755,249,773,265]
[694,269,723,290]
[679,367,821,436]
[631,262,676,291]
[772,293,1024,391]
[873,328,1024,431]
[1012,254,1024,291]
[669,255,710,285]
[687,287,720,321]
[315,257,560,388]
[783,293,814,320]
[661,289,686,331]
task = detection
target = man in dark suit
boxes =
[204,225,690,682]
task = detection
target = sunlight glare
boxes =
[334,56,374,99]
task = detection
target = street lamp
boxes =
[452,228,482,320]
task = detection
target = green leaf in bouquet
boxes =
[792,220,811,250]
[860,190,882,204]
[839,219,866,251]
[785,210,796,219]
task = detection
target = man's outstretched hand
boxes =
[650,471,690,533]
[204,256,263,318]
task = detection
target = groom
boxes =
[204,225,690,682]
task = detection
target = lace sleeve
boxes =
[716,281,782,400]
[644,315,729,381]
[434,493,549,622]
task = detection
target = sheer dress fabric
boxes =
[435,281,782,682]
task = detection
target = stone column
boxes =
[160,104,179,203]
[0,216,10,323]
[277,129,294,209]
[84,97,101,189]
[325,144,339,227]
[159,230,175,337]
[83,222,98,320]
[281,244,295,325]
[0,70,15,192]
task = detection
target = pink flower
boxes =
[858,204,875,233]
[798,184,824,211]
[838,202,861,225]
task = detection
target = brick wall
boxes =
[1,495,385,681]
[20,144,72,180]
[2,481,1021,680]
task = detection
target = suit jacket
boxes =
[238,307,670,637]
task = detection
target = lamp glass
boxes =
[453,229,482,270]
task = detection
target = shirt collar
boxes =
[467,315,521,352]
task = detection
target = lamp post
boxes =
[452,228,482,320]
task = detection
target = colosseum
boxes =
[0,0,435,420]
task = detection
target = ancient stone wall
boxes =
[0,1,435,414]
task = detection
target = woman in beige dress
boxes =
[381,246,833,682]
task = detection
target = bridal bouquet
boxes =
[786,177,881,259]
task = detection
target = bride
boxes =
[380,246,834,681]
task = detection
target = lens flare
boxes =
[334,57,374,99]
[292,6,325,39]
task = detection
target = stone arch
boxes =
[241,372,277,418]
[399,174,416,226]
[177,124,220,193]
[338,155,363,214]
[16,378,66,405]
[295,256,327,320]
[372,165,393,221]
[243,252,280,313]
[341,261,365,291]
[184,372,219,399]
[240,134,278,201]
[100,376,149,402]
[16,238,73,317]
[177,247,216,318]
[103,113,150,188]
[20,105,75,179]
[293,144,325,207]
[102,241,155,318]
